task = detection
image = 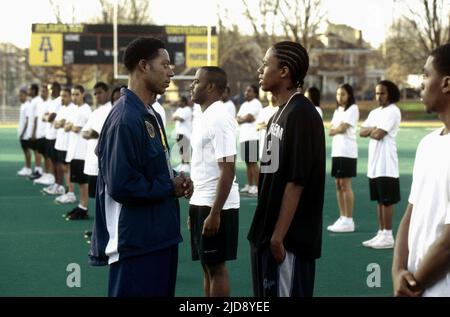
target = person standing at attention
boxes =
[360,80,401,249]
[327,84,359,233]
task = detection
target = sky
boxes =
[0,0,398,49]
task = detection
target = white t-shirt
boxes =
[152,101,166,128]
[173,106,193,139]
[237,98,262,143]
[362,104,401,178]
[190,100,240,209]
[25,96,43,139]
[256,105,277,159]
[54,104,71,151]
[45,97,62,140]
[330,104,360,158]
[82,102,112,176]
[65,103,91,162]
[35,99,50,139]
[18,101,29,138]
[315,106,323,119]
[223,100,236,118]
[407,127,450,297]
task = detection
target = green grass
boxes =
[0,125,434,297]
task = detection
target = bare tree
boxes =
[385,0,449,75]
[96,0,152,24]
[241,0,324,50]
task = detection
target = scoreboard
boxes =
[29,24,218,68]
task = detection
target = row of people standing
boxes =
[325,81,402,250]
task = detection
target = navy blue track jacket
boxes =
[89,88,182,266]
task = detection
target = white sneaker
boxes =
[240,184,251,193]
[327,217,343,231]
[371,233,395,249]
[362,231,383,247]
[328,217,355,233]
[44,184,65,195]
[248,185,258,196]
[55,192,76,204]
[34,173,55,185]
[17,167,32,176]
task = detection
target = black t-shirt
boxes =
[247,93,325,260]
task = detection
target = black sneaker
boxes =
[62,207,78,218]
[66,208,89,220]
[28,171,42,181]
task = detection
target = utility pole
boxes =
[1,43,7,123]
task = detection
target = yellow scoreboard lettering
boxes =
[186,36,218,68]
[29,33,63,66]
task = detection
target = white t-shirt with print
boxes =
[82,102,112,176]
[173,106,193,139]
[407,127,450,297]
[237,98,262,143]
[362,104,401,178]
[190,100,240,210]
[45,97,62,140]
[65,103,91,162]
[330,104,359,158]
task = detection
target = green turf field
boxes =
[0,123,439,297]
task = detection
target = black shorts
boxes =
[28,139,38,151]
[189,205,238,264]
[45,139,56,160]
[20,139,31,150]
[70,159,88,184]
[250,243,316,297]
[240,140,259,163]
[36,138,46,155]
[88,175,97,198]
[56,150,67,164]
[369,177,400,206]
[331,157,357,178]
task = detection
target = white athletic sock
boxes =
[78,205,87,211]
[384,229,393,236]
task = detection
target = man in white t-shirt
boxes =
[63,85,92,220]
[27,84,44,179]
[222,86,236,118]
[32,84,54,185]
[45,88,73,198]
[39,82,62,190]
[392,44,450,297]
[17,88,32,176]
[189,66,240,297]
[82,82,112,199]
[172,96,192,173]
[360,80,402,249]
[236,85,262,196]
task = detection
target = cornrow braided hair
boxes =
[273,41,309,89]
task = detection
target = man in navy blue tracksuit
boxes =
[89,37,193,297]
